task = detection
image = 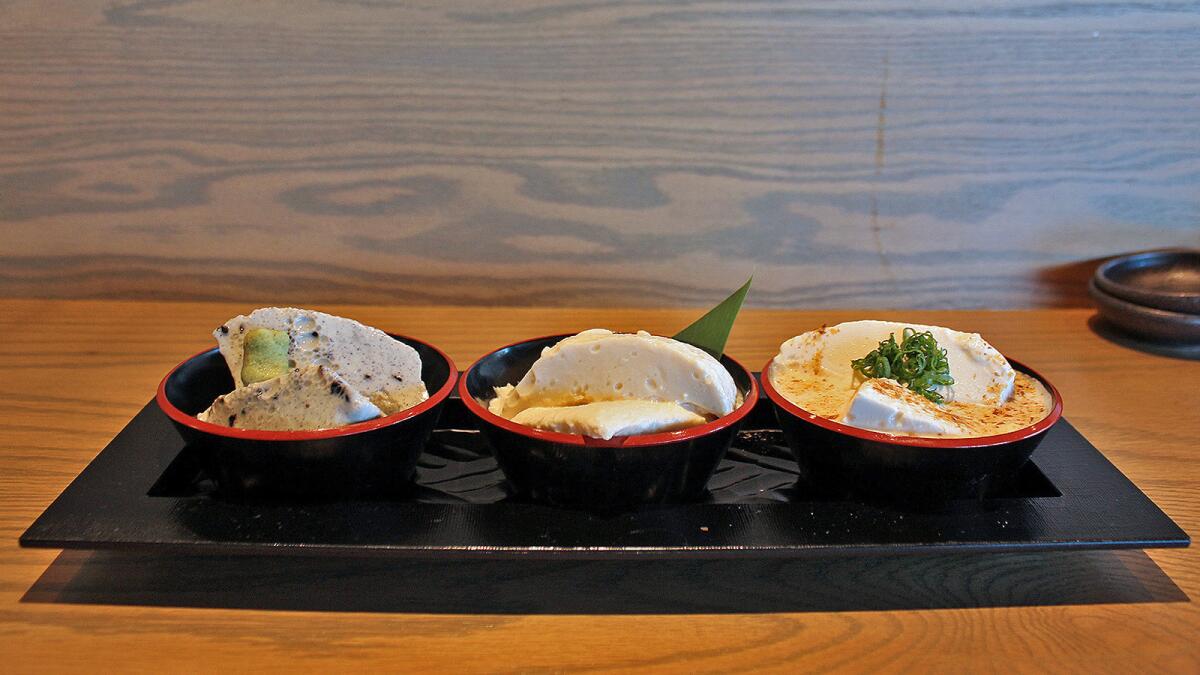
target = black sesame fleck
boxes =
[311,331,319,338]
[330,381,345,397]
[228,414,237,426]
[364,374,372,380]
[219,325,229,334]
[393,374,404,382]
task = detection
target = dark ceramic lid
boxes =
[1093,249,1200,314]
[1089,278,1200,345]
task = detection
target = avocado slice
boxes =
[241,328,291,384]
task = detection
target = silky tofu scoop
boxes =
[198,308,428,431]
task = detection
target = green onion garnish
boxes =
[850,327,954,403]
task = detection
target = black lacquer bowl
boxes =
[156,335,457,499]
[761,357,1063,501]
[460,335,759,508]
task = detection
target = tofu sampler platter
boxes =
[20,293,1189,559]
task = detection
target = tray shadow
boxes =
[22,548,1187,615]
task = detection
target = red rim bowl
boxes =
[760,354,1063,500]
[459,333,759,507]
[156,334,457,499]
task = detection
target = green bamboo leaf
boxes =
[672,277,752,358]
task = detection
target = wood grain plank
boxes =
[1,1,1197,308]
[0,299,1197,672]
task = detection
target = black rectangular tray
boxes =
[20,381,1189,559]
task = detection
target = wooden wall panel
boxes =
[0,1,1197,308]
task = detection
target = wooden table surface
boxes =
[1,299,1196,672]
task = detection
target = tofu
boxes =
[511,400,709,440]
[489,329,737,420]
[842,378,971,436]
[198,365,382,431]
[214,308,427,415]
[774,320,1015,406]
